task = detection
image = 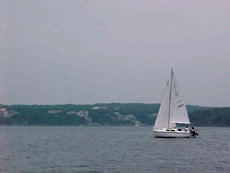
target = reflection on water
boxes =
[0,127,230,173]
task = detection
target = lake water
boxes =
[0,127,230,173]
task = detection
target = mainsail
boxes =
[170,76,190,124]
[154,69,190,130]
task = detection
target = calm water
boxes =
[0,127,230,173]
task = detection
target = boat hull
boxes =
[153,129,191,138]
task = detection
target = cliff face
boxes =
[0,104,229,126]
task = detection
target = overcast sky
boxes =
[1,0,230,106]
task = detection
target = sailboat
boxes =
[153,68,192,138]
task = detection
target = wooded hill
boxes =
[0,103,229,126]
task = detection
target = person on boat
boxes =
[190,126,199,137]
[194,127,199,136]
[190,126,196,136]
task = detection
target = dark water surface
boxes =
[0,127,230,173]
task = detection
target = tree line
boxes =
[0,103,229,126]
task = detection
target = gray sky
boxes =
[2,0,230,106]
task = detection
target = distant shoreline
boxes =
[0,103,229,126]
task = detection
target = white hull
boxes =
[153,129,191,138]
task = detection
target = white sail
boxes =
[170,76,190,124]
[154,69,190,130]
[153,82,170,130]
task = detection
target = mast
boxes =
[168,68,173,128]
